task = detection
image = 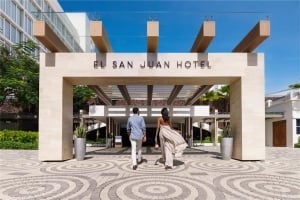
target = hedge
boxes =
[0,130,38,149]
[294,143,300,148]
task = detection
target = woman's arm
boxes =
[155,118,161,144]
[168,118,172,128]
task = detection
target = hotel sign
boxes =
[93,53,212,70]
[94,60,211,69]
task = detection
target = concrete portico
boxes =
[35,18,270,161]
[39,52,265,161]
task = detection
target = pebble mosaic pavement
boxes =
[0,146,300,200]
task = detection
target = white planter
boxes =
[220,137,233,160]
[106,138,112,148]
[74,138,86,161]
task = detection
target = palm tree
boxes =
[217,85,230,113]
[200,90,219,113]
[200,85,230,113]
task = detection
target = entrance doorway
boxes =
[119,127,157,147]
[273,120,287,147]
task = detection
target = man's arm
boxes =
[126,119,131,135]
[142,118,146,142]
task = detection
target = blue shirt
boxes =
[127,114,146,140]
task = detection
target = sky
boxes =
[58,0,300,95]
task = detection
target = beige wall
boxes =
[39,52,265,161]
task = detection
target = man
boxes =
[127,107,146,170]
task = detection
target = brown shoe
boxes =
[165,165,172,170]
[133,165,137,170]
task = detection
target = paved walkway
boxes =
[0,146,300,200]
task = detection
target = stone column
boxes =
[39,55,73,161]
[230,54,265,160]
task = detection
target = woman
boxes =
[155,107,188,170]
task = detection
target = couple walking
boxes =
[127,107,188,170]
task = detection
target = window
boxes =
[30,1,38,13]
[0,15,3,33]
[5,0,11,17]
[36,0,43,8]
[12,2,17,22]
[5,19,10,39]
[0,0,5,12]
[296,119,300,134]
[16,30,22,43]
[16,6,21,26]
[27,17,32,36]
[11,25,16,43]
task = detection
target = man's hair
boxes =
[132,107,139,114]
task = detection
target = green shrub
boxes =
[0,130,38,149]
[203,136,211,143]
[218,136,222,143]
[294,143,300,148]
[87,138,106,144]
[0,141,38,149]
[294,136,300,148]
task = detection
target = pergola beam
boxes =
[117,85,131,105]
[147,85,153,106]
[147,21,159,52]
[191,21,215,52]
[90,21,112,52]
[88,85,112,106]
[189,21,215,104]
[185,85,212,105]
[167,85,184,105]
[233,20,270,52]
[33,21,69,52]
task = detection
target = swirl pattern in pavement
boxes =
[117,160,186,174]
[92,175,225,200]
[0,175,97,200]
[214,174,300,200]
[188,159,264,173]
[0,161,44,171]
[257,160,300,172]
[40,160,115,174]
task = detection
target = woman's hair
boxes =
[161,107,169,122]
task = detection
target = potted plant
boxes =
[106,132,113,148]
[220,125,233,160]
[74,125,87,161]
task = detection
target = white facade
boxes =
[265,89,300,147]
[66,13,94,52]
[0,0,88,52]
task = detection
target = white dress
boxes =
[159,125,188,167]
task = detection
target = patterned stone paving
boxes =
[0,146,300,200]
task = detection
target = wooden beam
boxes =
[90,21,112,52]
[147,85,153,106]
[185,85,212,105]
[88,85,112,106]
[189,21,216,103]
[147,21,159,52]
[33,21,69,52]
[233,20,270,52]
[117,85,131,105]
[167,85,183,105]
[191,21,215,52]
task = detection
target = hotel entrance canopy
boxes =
[33,18,269,107]
[34,18,270,161]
